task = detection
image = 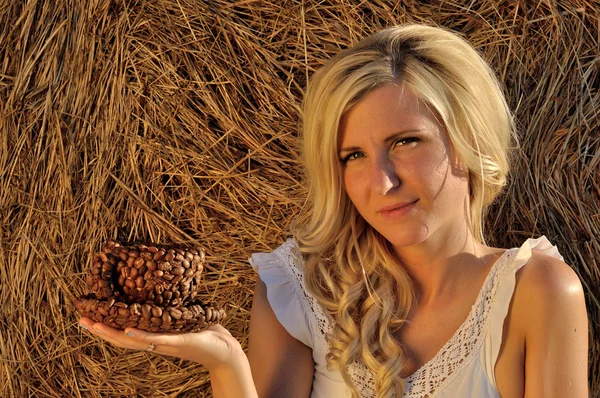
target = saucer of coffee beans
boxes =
[74,240,226,333]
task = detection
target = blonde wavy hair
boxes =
[292,24,516,397]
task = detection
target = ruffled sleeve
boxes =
[249,238,314,349]
[483,235,564,387]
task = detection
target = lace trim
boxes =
[274,239,517,397]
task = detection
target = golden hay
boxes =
[0,0,598,396]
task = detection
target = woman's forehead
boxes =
[338,84,444,146]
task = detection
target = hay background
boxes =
[0,0,598,396]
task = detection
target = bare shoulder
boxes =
[510,248,589,397]
[514,249,585,304]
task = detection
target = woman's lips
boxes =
[378,200,418,219]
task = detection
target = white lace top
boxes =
[249,236,563,397]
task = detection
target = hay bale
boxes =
[0,0,597,396]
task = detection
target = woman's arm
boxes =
[248,276,315,397]
[518,251,589,397]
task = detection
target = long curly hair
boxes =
[292,24,515,397]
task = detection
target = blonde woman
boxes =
[79,24,589,397]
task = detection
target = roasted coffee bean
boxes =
[122,267,130,278]
[118,275,125,287]
[185,252,194,261]
[125,279,136,289]
[141,251,152,260]
[155,295,163,305]
[146,260,158,271]
[155,285,164,294]
[171,298,182,307]
[162,311,172,324]
[130,267,139,280]
[182,310,193,320]
[126,256,135,267]
[150,316,161,324]
[117,307,129,317]
[91,266,102,275]
[158,262,172,271]
[206,307,213,322]
[164,291,173,301]
[153,251,165,261]
[136,276,145,288]
[119,251,129,261]
[142,304,152,320]
[139,265,148,275]
[102,262,114,272]
[148,246,158,254]
[172,275,183,284]
[98,306,109,316]
[164,252,175,262]
[151,307,162,317]
[130,303,142,316]
[184,268,194,277]
[129,249,140,258]
[123,285,131,295]
[154,270,164,278]
[169,308,183,320]
[99,252,108,262]
[163,273,174,281]
[172,266,184,276]
[134,257,145,268]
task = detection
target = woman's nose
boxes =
[371,155,399,195]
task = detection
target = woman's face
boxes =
[337,83,470,248]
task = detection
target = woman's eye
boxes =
[341,152,363,163]
[393,137,419,148]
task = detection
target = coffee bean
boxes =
[169,308,183,320]
[182,310,193,320]
[99,252,108,262]
[162,311,172,324]
[118,275,125,286]
[148,246,158,254]
[164,252,175,262]
[151,307,163,317]
[119,251,129,261]
[130,267,139,280]
[146,260,157,271]
[153,251,165,261]
[117,307,129,317]
[125,279,136,289]
[134,257,145,268]
[130,303,142,316]
[184,268,194,277]
[126,256,135,267]
[123,285,131,294]
[136,276,145,288]
[172,266,184,276]
[150,317,161,324]
[142,305,152,320]
[163,273,174,281]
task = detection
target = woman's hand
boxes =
[78,317,258,397]
[78,317,245,372]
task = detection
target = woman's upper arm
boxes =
[248,275,315,398]
[521,251,589,397]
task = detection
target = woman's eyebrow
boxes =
[339,129,422,154]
